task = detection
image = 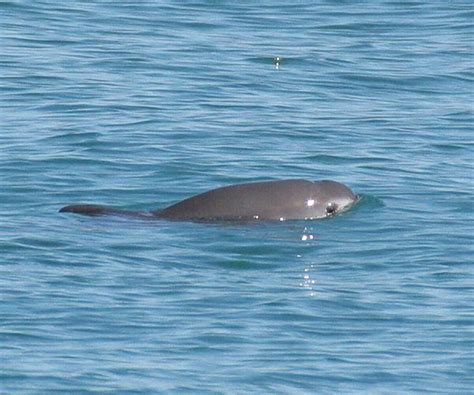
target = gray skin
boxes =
[59,179,358,222]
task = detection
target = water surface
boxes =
[1,1,473,393]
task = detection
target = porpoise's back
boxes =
[157,179,317,221]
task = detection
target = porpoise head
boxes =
[307,180,358,219]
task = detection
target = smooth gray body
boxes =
[60,179,358,221]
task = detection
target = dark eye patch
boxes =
[326,203,337,216]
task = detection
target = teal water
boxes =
[1,1,473,393]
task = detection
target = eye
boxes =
[326,202,337,216]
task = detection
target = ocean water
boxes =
[1,0,473,393]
